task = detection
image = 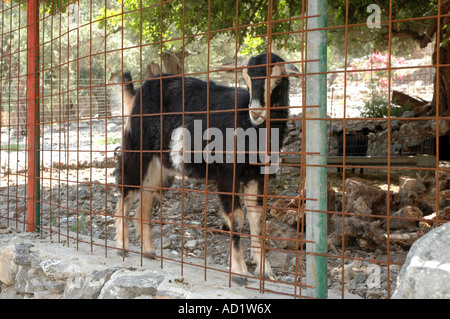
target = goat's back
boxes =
[131,75,250,115]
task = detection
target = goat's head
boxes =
[242,53,300,126]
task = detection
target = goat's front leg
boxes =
[243,180,274,280]
[115,191,135,256]
[222,207,248,285]
[218,176,249,285]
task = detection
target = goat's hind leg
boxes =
[135,158,171,259]
[134,190,157,258]
[115,190,136,256]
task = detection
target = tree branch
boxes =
[373,0,388,16]
[380,18,438,49]
[236,0,266,53]
[419,18,438,48]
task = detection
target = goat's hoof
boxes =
[254,269,275,281]
[263,270,275,280]
[143,250,156,259]
[265,272,275,280]
[117,250,129,257]
[232,275,248,286]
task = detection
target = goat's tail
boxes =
[122,71,136,115]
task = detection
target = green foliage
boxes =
[441,24,450,48]
[328,0,438,30]
[69,213,90,235]
[94,136,121,147]
[360,92,411,118]
[0,143,25,152]
[95,0,304,57]
[360,93,389,118]
[328,1,439,59]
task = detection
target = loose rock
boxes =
[392,222,450,299]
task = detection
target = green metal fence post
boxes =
[305,0,328,299]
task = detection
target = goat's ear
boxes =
[242,67,252,90]
[285,63,300,75]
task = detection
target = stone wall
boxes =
[329,117,449,157]
[0,234,167,299]
[284,114,450,158]
[0,227,288,299]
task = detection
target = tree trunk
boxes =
[431,0,450,157]
[431,45,450,117]
[431,1,450,114]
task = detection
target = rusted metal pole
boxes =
[26,0,40,232]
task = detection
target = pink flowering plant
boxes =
[349,51,412,118]
[348,51,406,89]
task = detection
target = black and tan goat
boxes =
[114,53,299,284]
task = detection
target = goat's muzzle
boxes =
[249,100,266,126]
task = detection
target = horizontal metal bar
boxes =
[282,154,437,168]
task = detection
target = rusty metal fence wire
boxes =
[0,0,449,299]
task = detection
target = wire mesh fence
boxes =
[0,0,449,299]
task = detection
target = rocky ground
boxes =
[0,174,408,299]
[0,161,420,298]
